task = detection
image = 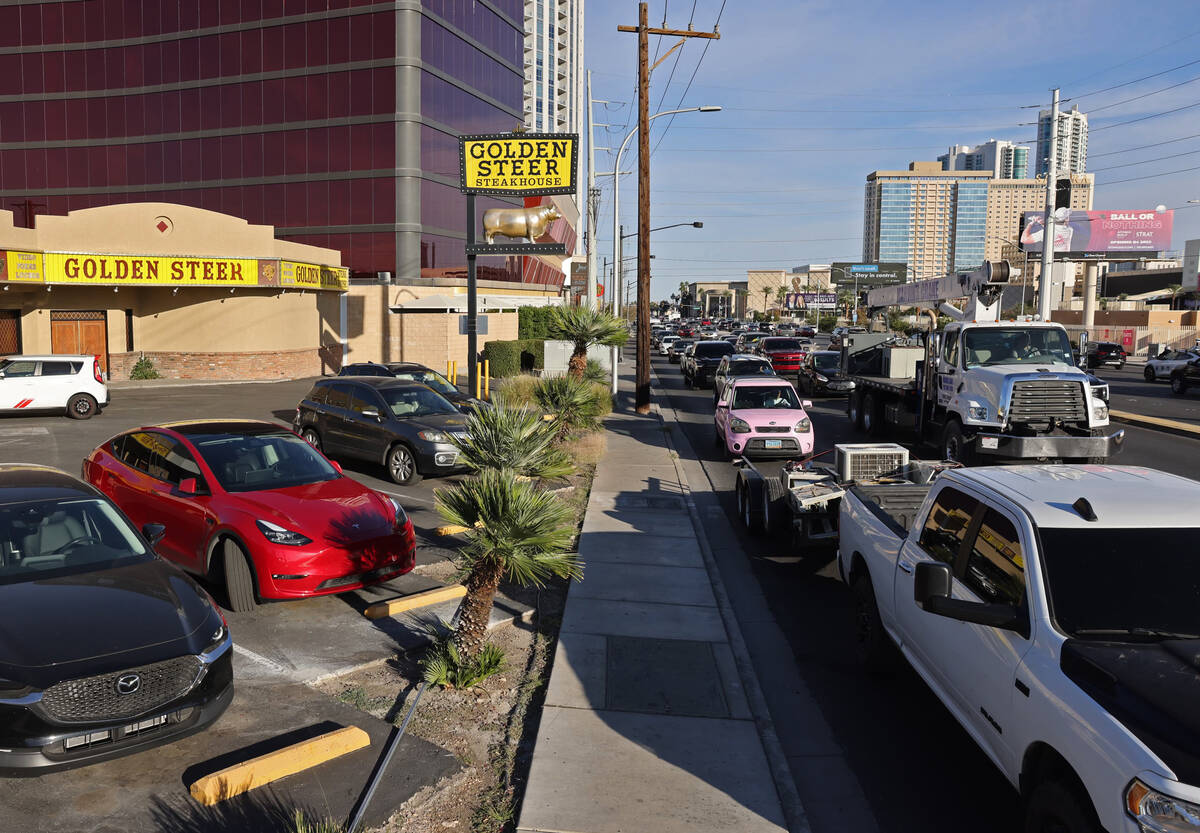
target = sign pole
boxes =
[466,192,478,397]
[1038,88,1059,322]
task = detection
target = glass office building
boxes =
[0,1,547,285]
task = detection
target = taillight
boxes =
[93,357,103,383]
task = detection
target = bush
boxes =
[493,374,538,408]
[588,382,613,419]
[482,339,544,378]
[535,374,607,438]
[130,355,160,380]
[518,306,555,340]
[423,637,506,689]
[818,314,838,331]
[582,359,608,384]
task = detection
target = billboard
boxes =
[459,133,578,196]
[1019,209,1173,258]
[785,292,836,310]
[830,262,907,287]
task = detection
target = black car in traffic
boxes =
[1085,341,1128,369]
[683,340,735,388]
[295,377,470,484]
[797,350,856,396]
[0,465,233,773]
[1170,357,1200,396]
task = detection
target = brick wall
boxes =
[109,348,320,381]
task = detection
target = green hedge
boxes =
[518,306,555,340]
[482,339,545,377]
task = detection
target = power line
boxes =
[1086,72,1200,114]
[652,0,697,113]
[654,143,1032,152]
[1090,145,1200,172]
[1089,131,1200,157]
[1091,99,1200,132]
[662,123,1031,130]
[649,0,728,157]
[1099,162,1200,185]
[724,104,1037,113]
[1064,33,1200,92]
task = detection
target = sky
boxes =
[583,0,1200,302]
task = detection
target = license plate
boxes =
[981,437,999,450]
[764,439,782,449]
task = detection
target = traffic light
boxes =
[1055,177,1072,210]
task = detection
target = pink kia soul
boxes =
[714,377,814,459]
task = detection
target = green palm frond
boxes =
[435,469,580,587]
[534,375,604,438]
[548,305,630,352]
[449,399,573,479]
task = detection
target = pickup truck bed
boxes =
[847,483,931,536]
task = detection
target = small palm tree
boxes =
[535,374,604,439]
[436,470,578,660]
[761,286,770,315]
[548,305,629,380]
[1166,284,1183,310]
[451,399,573,479]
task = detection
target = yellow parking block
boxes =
[189,725,370,806]
[436,524,471,536]
[363,584,467,619]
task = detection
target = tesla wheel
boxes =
[66,393,97,420]
[942,419,975,465]
[1023,778,1101,833]
[223,539,257,613]
[301,428,322,452]
[853,574,892,673]
[387,443,422,485]
[1172,376,1188,396]
[1144,366,1156,382]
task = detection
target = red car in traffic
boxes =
[83,420,416,611]
[756,337,809,374]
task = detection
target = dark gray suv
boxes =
[294,378,469,485]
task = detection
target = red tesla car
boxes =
[756,337,810,374]
[83,420,416,611]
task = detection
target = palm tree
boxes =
[548,305,629,380]
[761,286,770,317]
[1166,284,1183,310]
[450,399,573,479]
[436,469,578,660]
[774,286,788,318]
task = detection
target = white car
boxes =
[0,355,109,419]
[1144,349,1200,382]
[658,335,680,356]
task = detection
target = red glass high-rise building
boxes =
[0,1,563,286]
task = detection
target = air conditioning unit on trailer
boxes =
[835,443,909,482]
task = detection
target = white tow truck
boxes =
[843,261,1124,464]
[838,462,1200,833]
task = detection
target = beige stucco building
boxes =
[985,174,1093,265]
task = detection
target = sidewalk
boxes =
[516,373,796,833]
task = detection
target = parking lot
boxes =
[0,377,490,831]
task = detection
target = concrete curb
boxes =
[1110,408,1200,439]
[647,370,810,833]
[108,377,310,389]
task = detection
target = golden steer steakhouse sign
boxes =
[0,251,348,291]
[459,133,578,196]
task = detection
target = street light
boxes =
[611,106,721,318]
[622,221,703,238]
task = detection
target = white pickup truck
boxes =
[837,463,1200,833]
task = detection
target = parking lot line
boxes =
[375,488,437,505]
[188,725,371,805]
[364,584,466,619]
[232,643,294,677]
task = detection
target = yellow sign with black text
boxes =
[459,133,578,196]
[281,260,350,291]
[3,250,44,283]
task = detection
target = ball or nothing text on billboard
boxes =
[1019,209,1174,259]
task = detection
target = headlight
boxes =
[815,374,828,383]
[387,497,410,530]
[730,417,751,434]
[968,406,989,421]
[1093,403,1109,421]
[795,418,812,433]
[1093,384,1109,402]
[255,520,312,546]
[206,623,228,652]
[1126,779,1200,832]
[418,430,450,442]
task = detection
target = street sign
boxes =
[459,134,578,196]
[459,314,488,336]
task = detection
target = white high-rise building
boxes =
[939,139,1029,179]
[1037,104,1089,176]
[524,0,585,134]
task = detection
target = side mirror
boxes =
[142,523,166,545]
[362,406,382,420]
[178,477,198,496]
[914,562,952,608]
[330,460,343,474]
[801,399,813,409]
[914,562,1028,635]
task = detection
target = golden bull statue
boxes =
[482,205,561,245]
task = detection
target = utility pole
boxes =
[1038,88,1060,322]
[619,3,720,413]
[585,70,599,310]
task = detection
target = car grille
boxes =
[40,655,204,723]
[756,426,791,433]
[747,438,799,450]
[1008,379,1087,423]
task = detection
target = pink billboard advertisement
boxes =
[1019,209,1173,258]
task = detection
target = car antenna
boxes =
[1071,497,1098,522]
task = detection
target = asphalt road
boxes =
[649,349,1200,833]
[1097,363,1200,425]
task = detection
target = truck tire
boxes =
[762,476,789,535]
[847,390,865,431]
[941,419,975,465]
[852,574,892,673]
[862,392,882,436]
[1023,779,1101,833]
[739,477,764,535]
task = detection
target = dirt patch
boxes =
[318,438,602,833]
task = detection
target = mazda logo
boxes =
[115,673,141,695]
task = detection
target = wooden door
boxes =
[50,311,108,373]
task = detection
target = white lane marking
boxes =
[232,643,293,676]
[375,488,436,505]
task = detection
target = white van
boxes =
[0,355,110,419]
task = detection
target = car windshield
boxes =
[962,327,1074,368]
[673,340,694,350]
[762,338,803,351]
[696,342,734,358]
[379,386,459,418]
[192,431,340,493]
[1039,528,1200,640]
[813,353,840,371]
[732,385,800,410]
[0,497,149,585]
[729,360,774,376]
[390,369,458,396]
